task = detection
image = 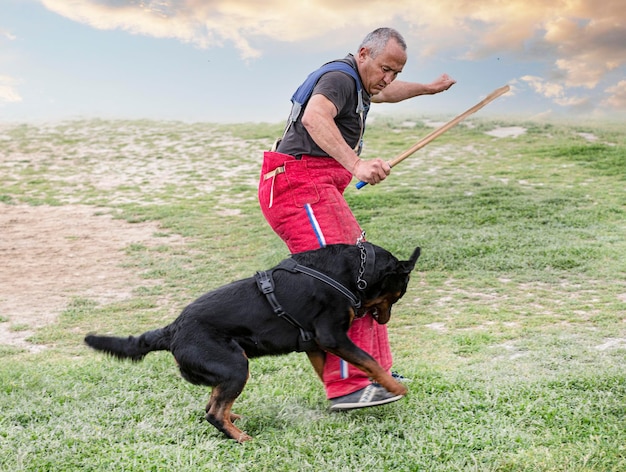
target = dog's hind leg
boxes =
[174,339,251,442]
[206,383,252,443]
[202,353,251,442]
[205,388,242,423]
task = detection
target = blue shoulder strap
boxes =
[288,61,364,123]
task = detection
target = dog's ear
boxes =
[399,246,420,273]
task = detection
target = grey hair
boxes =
[358,27,407,58]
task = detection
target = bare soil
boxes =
[0,203,184,352]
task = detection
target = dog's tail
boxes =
[84,327,171,362]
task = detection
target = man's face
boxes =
[357,39,407,95]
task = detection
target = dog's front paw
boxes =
[237,432,253,443]
[388,381,408,396]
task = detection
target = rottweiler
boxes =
[85,242,420,442]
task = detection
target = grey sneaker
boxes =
[329,384,404,411]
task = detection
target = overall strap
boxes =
[280,60,366,153]
[289,60,364,123]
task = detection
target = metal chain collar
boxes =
[356,231,368,290]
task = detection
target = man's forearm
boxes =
[301,94,391,185]
[372,81,435,103]
[372,74,456,103]
[301,104,360,172]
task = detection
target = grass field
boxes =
[1,116,625,471]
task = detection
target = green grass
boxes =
[0,117,625,471]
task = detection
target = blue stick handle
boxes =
[355,180,367,190]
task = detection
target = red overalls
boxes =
[258,151,393,399]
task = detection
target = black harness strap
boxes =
[254,258,362,347]
[278,258,361,308]
[255,270,314,343]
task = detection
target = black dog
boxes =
[85,242,420,442]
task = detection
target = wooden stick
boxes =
[356,85,510,189]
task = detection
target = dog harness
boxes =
[255,241,376,349]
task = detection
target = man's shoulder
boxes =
[315,57,360,92]
[316,70,357,89]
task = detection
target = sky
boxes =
[1,0,625,124]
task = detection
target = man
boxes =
[258,27,455,410]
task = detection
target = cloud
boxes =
[1,29,17,41]
[38,0,626,113]
[519,75,591,110]
[40,0,397,60]
[414,2,626,95]
[520,75,565,100]
[0,75,22,104]
[543,16,626,88]
[602,80,626,110]
[521,74,626,113]
[40,0,266,59]
[39,1,626,63]
[0,30,20,104]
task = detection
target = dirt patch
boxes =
[0,203,185,352]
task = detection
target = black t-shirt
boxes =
[277,55,371,158]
